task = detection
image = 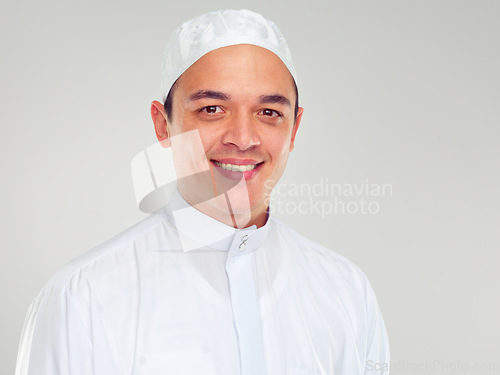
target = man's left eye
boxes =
[260,109,281,117]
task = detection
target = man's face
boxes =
[157,44,303,227]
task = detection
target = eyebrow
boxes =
[188,90,230,102]
[259,94,291,108]
[187,90,291,108]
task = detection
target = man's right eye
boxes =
[201,105,222,114]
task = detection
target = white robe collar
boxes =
[162,187,271,253]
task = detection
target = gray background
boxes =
[1,0,499,374]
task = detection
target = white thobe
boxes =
[16,189,390,375]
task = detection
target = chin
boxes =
[212,189,266,213]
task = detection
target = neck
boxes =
[179,190,269,229]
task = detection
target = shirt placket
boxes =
[225,231,266,375]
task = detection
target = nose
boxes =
[221,112,261,151]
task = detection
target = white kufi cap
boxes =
[161,9,297,101]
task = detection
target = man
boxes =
[16,9,389,375]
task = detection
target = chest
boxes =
[94,250,367,374]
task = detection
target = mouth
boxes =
[210,159,264,180]
[213,161,260,172]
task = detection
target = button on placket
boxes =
[239,234,249,251]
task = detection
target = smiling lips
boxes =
[213,161,259,172]
[211,159,263,180]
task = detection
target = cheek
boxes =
[196,128,220,154]
[167,114,190,137]
[178,113,221,146]
[268,133,292,162]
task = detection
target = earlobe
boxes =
[289,107,304,152]
[151,101,171,148]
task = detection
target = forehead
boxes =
[175,44,295,99]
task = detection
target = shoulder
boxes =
[19,212,170,359]
[269,217,372,289]
[42,211,167,293]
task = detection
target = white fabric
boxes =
[16,188,390,375]
[161,9,297,101]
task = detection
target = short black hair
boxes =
[163,77,299,123]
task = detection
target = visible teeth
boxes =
[214,161,258,172]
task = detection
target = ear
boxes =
[289,107,304,152]
[151,100,171,148]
